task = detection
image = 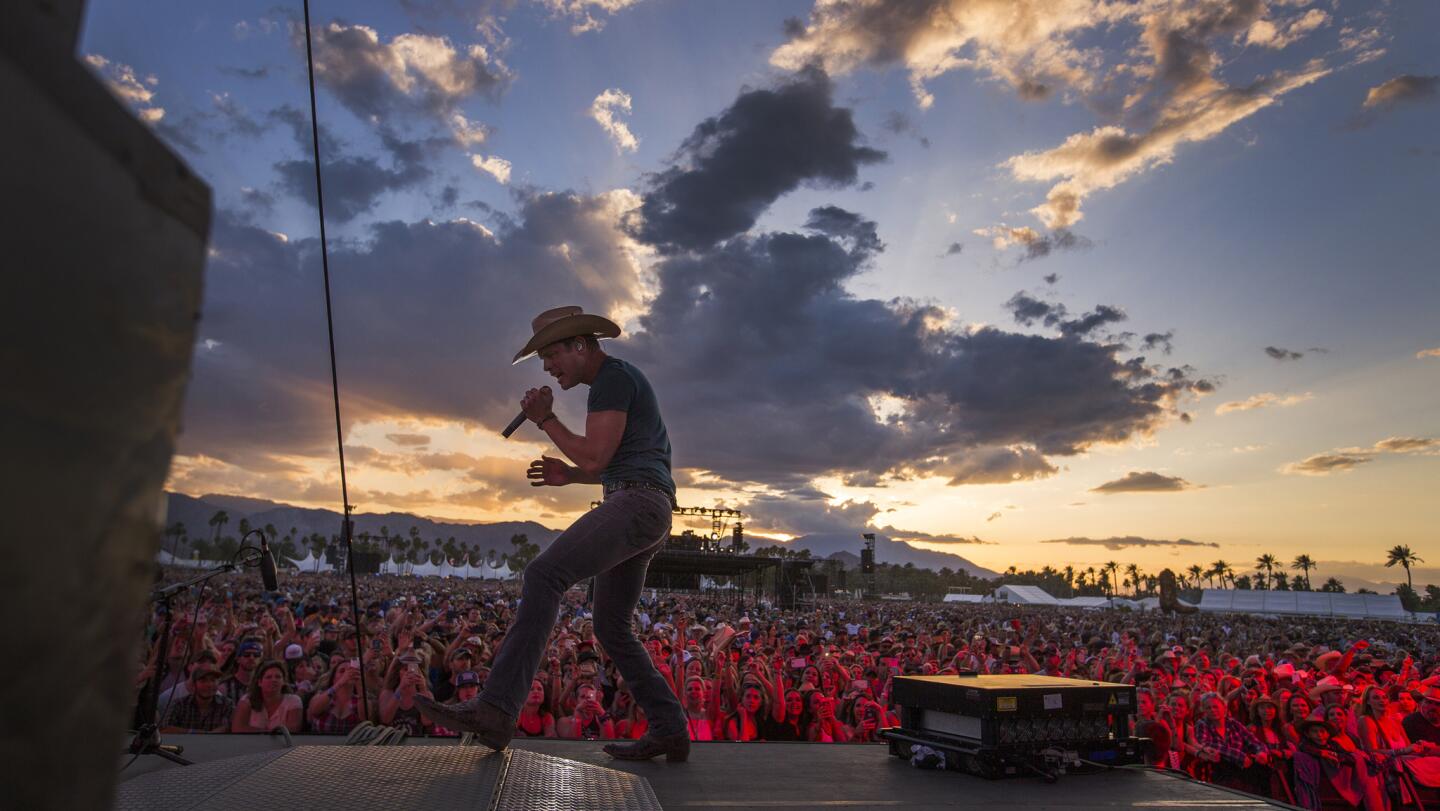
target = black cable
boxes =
[301,0,370,720]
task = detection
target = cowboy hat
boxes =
[512,306,621,364]
[1314,650,1342,671]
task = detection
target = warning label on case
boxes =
[997,696,1017,712]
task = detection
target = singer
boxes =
[417,306,690,762]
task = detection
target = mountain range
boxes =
[163,493,999,577]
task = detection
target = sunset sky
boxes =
[81,0,1438,587]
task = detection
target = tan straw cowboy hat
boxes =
[512,305,621,364]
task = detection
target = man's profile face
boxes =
[192,673,219,699]
[539,340,587,390]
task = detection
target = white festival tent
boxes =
[1197,589,1406,620]
[992,585,1059,605]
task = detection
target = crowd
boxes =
[135,567,1440,809]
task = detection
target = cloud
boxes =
[273,130,437,222]
[301,20,511,139]
[537,0,646,35]
[623,221,1210,488]
[1215,391,1313,415]
[1003,61,1331,229]
[630,67,884,253]
[874,526,990,545]
[975,225,1090,261]
[985,511,1002,522]
[772,1,1341,240]
[802,205,883,254]
[771,0,1123,109]
[470,154,513,184]
[1282,436,1438,476]
[943,241,964,256]
[179,189,645,473]
[1039,536,1218,550]
[1245,8,1330,50]
[84,54,165,123]
[1142,331,1174,355]
[1090,471,1196,493]
[385,433,432,447]
[590,88,640,153]
[743,495,880,536]
[1372,437,1440,454]
[1362,74,1439,110]
[1282,452,1371,476]
[1418,347,1440,359]
[1265,345,1304,361]
[1005,293,1126,338]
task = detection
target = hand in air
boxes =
[521,386,554,423]
[528,455,571,487]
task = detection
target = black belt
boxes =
[603,480,676,505]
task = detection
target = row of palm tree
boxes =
[1032,546,1427,599]
[165,512,524,570]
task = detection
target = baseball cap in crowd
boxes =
[284,643,305,661]
[237,641,263,656]
[577,649,601,666]
[191,663,222,681]
[449,648,474,662]
[1273,663,1296,679]
[456,670,481,687]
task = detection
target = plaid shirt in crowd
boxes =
[162,693,233,732]
[1194,716,1266,765]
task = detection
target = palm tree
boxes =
[1385,545,1424,593]
[1125,563,1142,597]
[208,510,229,546]
[1186,564,1204,589]
[1103,561,1120,597]
[1256,554,1279,590]
[164,521,186,557]
[1290,554,1316,590]
[1320,576,1345,594]
[1210,560,1234,589]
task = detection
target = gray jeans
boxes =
[479,487,686,737]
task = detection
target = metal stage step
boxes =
[115,745,662,811]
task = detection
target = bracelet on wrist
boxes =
[536,413,557,429]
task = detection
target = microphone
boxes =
[258,534,279,591]
[500,411,527,439]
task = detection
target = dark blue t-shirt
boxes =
[587,356,675,496]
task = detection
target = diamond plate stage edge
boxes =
[114,745,662,811]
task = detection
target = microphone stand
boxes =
[124,552,260,767]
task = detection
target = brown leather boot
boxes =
[414,694,514,751]
[603,733,691,762]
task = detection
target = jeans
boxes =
[479,487,686,737]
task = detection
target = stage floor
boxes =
[120,736,1290,810]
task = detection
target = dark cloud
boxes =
[1042,273,1059,285]
[1039,536,1219,550]
[874,526,991,545]
[1142,331,1175,355]
[1283,453,1370,475]
[1090,471,1197,493]
[985,511,1002,522]
[178,189,642,470]
[743,495,879,536]
[219,65,271,80]
[272,128,444,222]
[1005,293,1126,338]
[631,67,884,253]
[803,205,883,254]
[385,433,432,447]
[943,242,963,256]
[1264,345,1305,361]
[1021,228,1090,261]
[1363,75,1439,110]
[621,223,1208,488]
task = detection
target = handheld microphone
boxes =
[500,411,527,439]
[258,535,279,591]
